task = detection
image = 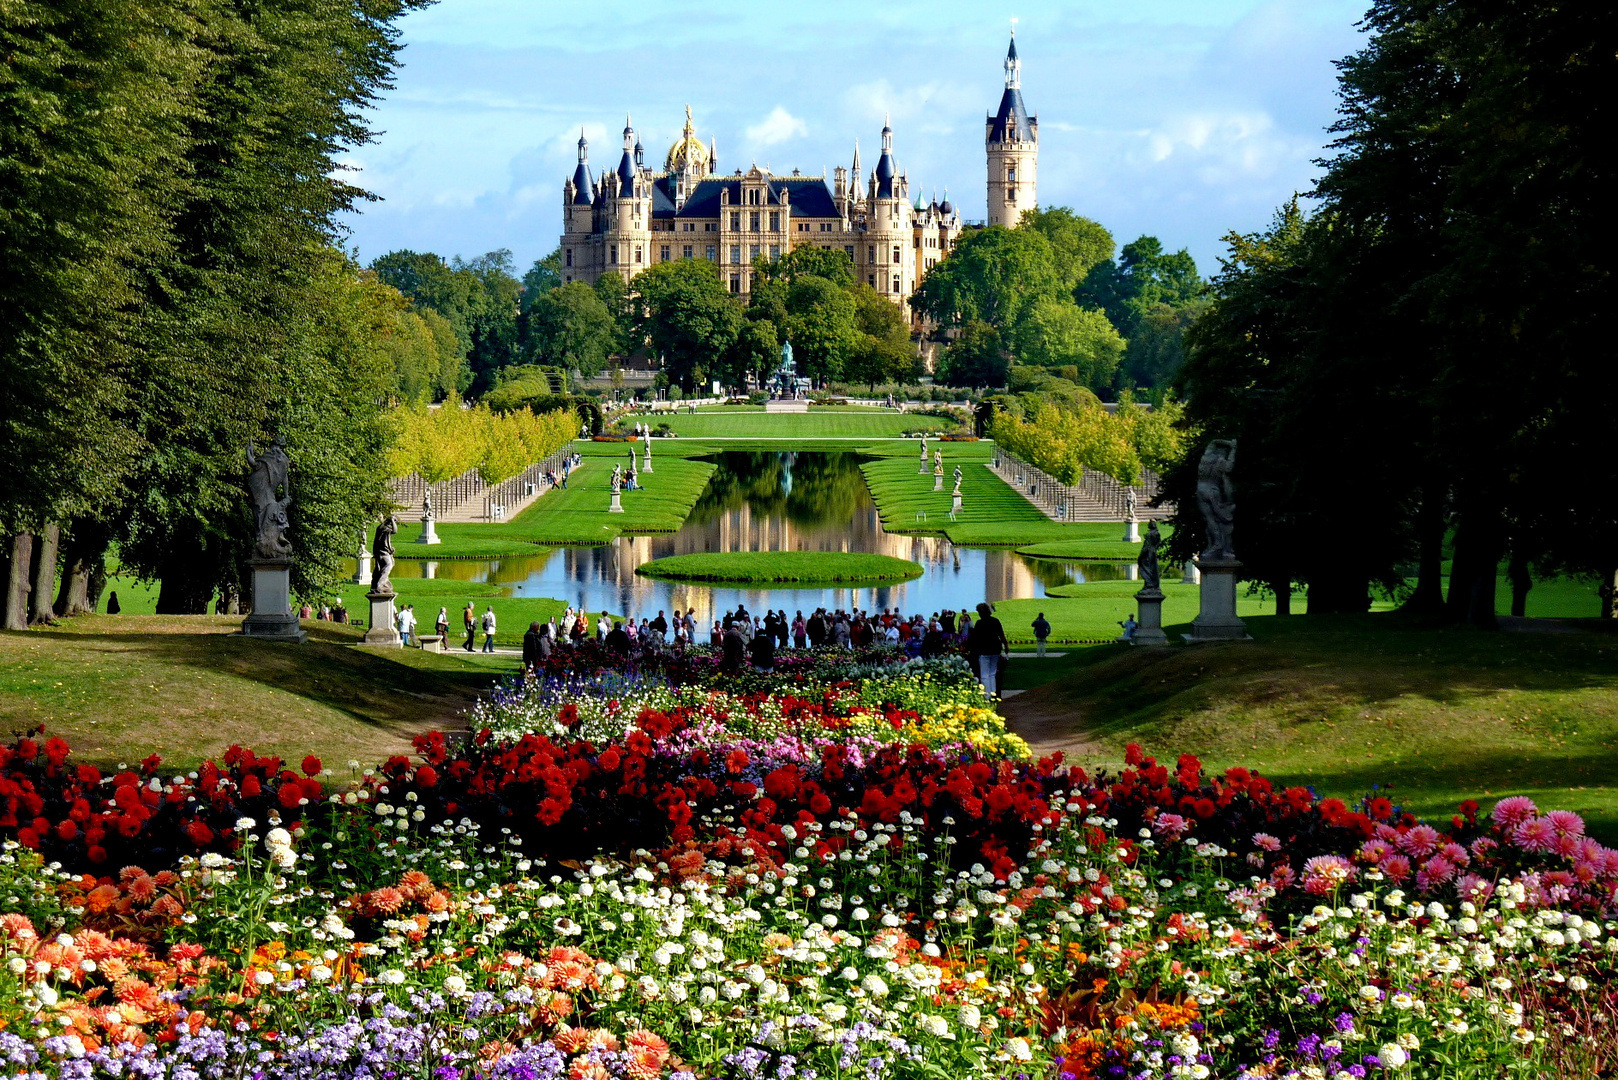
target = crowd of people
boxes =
[519,601,1014,695]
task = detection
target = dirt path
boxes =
[998,688,1110,761]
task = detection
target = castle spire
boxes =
[1005,21,1021,89]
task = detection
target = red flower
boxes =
[86,845,107,864]
[277,784,304,809]
[240,775,262,798]
[184,820,214,846]
[415,765,439,788]
[725,749,750,775]
[301,756,322,777]
[56,818,78,841]
[598,749,622,772]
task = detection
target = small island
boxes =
[635,551,924,586]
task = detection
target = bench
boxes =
[419,635,445,653]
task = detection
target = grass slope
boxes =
[1000,613,1618,840]
[1019,531,1177,562]
[994,581,1273,645]
[654,406,953,440]
[637,551,922,585]
[0,617,515,770]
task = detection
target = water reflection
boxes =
[385,451,1137,623]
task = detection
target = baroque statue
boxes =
[1124,488,1137,523]
[1195,439,1237,559]
[245,437,293,560]
[1138,520,1162,591]
[371,514,398,594]
[952,465,963,496]
[422,492,435,525]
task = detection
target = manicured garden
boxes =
[650,405,955,440]
[636,551,923,585]
[2,643,1614,1079]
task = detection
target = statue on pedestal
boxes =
[919,435,929,461]
[1138,520,1162,591]
[611,465,623,493]
[245,438,293,560]
[1196,439,1237,559]
[371,514,397,594]
[1124,488,1137,523]
[934,458,944,477]
[422,492,434,525]
[952,465,963,496]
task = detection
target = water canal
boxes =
[388,451,1135,623]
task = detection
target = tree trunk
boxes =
[1403,481,1446,615]
[1271,579,1292,616]
[53,524,110,617]
[3,533,35,631]
[28,524,59,625]
[1507,551,1532,618]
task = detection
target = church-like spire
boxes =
[874,118,896,199]
[571,128,593,205]
[616,114,637,197]
[1005,23,1021,89]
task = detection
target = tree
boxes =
[631,260,742,391]
[1077,235,1204,337]
[784,275,860,384]
[455,250,522,392]
[1010,298,1126,391]
[1123,300,1209,389]
[1021,208,1115,292]
[847,283,916,386]
[912,225,1061,332]
[757,245,856,287]
[524,281,616,378]
[723,319,779,391]
[936,321,1008,388]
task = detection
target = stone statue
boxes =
[919,434,929,460]
[1195,439,1237,559]
[1139,520,1162,591]
[934,458,944,477]
[422,492,435,526]
[245,438,293,560]
[371,515,397,593]
[628,447,637,471]
[952,465,963,496]
[643,428,652,453]
[1124,488,1137,523]
[611,465,622,493]
[780,340,794,372]
[934,449,943,469]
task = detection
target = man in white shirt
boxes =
[481,606,497,653]
[395,604,416,646]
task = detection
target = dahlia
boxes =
[1490,795,1537,829]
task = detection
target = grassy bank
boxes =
[994,580,1273,645]
[0,617,512,770]
[1018,531,1177,562]
[999,613,1618,839]
[636,551,922,585]
[652,406,954,440]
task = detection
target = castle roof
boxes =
[649,175,840,220]
[988,87,1035,143]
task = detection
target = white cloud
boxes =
[745,106,807,146]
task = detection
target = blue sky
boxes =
[338,0,1369,278]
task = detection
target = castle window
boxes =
[892,246,900,263]
[869,273,876,287]
[730,275,741,293]
[820,222,832,232]
[769,244,780,261]
[749,244,760,262]
[611,247,619,265]
[1007,166,1016,183]
[706,244,716,260]
[1007,187,1017,202]
[892,274,900,293]
[704,222,714,231]
[660,245,670,261]
[868,245,876,262]
[769,211,779,231]
[635,246,643,264]
[730,212,740,230]
[730,246,740,264]
[749,211,760,231]
[683,244,693,259]
[845,244,855,257]
[565,249,573,267]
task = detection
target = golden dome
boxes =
[665,105,710,174]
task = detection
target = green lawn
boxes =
[1018,529,1177,562]
[636,551,922,585]
[0,616,513,770]
[652,406,954,440]
[998,612,1618,841]
[995,580,1274,645]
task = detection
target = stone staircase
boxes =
[390,446,578,525]
[990,449,1173,523]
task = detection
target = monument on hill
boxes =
[1131,520,1168,646]
[238,437,306,642]
[1185,438,1250,642]
[363,514,402,646]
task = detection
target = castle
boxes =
[559,32,1037,318]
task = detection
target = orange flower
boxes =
[86,884,121,914]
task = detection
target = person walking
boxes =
[522,621,544,671]
[1031,611,1051,657]
[463,603,477,652]
[436,607,450,639]
[395,604,414,647]
[106,591,121,615]
[968,602,1008,698]
[480,605,497,653]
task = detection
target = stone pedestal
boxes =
[417,518,440,545]
[642,450,653,474]
[1123,520,1141,543]
[363,591,401,646]
[1185,557,1251,643]
[353,550,371,585]
[609,492,624,513]
[951,493,963,513]
[920,458,929,474]
[1181,561,1201,585]
[1132,587,1169,646]
[933,474,943,492]
[239,558,306,642]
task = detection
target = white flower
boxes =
[253,970,275,986]
[1378,1043,1408,1068]
[265,828,292,849]
[959,1004,981,1030]
[1006,1037,1032,1061]
[1569,975,1589,993]
[921,1014,949,1037]
[860,974,889,997]
[1358,985,1382,1002]
[1389,991,1415,1010]
[1511,1028,1535,1045]
[442,975,467,995]
[199,853,226,869]
[1171,1032,1200,1059]
[235,817,256,831]
[310,965,333,983]
[35,985,59,1007]
[377,969,406,985]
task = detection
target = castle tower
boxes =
[986,27,1037,228]
[607,115,650,281]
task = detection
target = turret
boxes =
[986,27,1038,228]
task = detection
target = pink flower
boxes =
[1381,855,1412,883]
[1470,836,1499,860]
[1553,832,1581,859]
[1455,873,1495,904]
[1358,838,1392,864]
[1397,824,1441,858]
[1152,813,1190,842]
[1491,795,1538,829]
[1301,854,1357,895]
[1420,854,1457,884]
[1252,832,1282,852]
[1546,810,1585,838]
[1440,842,1470,867]
[1512,816,1557,853]
[1374,823,1401,843]
[1270,864,1297,891]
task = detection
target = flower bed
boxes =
[2,653,1618,1078]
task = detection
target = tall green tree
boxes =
[1021,207,1115,292]
[1077,235,1204,337]
[912,225,1061,332]
[1010,297,1126,391]
[631,260,742,391]
[524,281,616,377]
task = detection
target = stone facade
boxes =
[559,34,1037,317]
